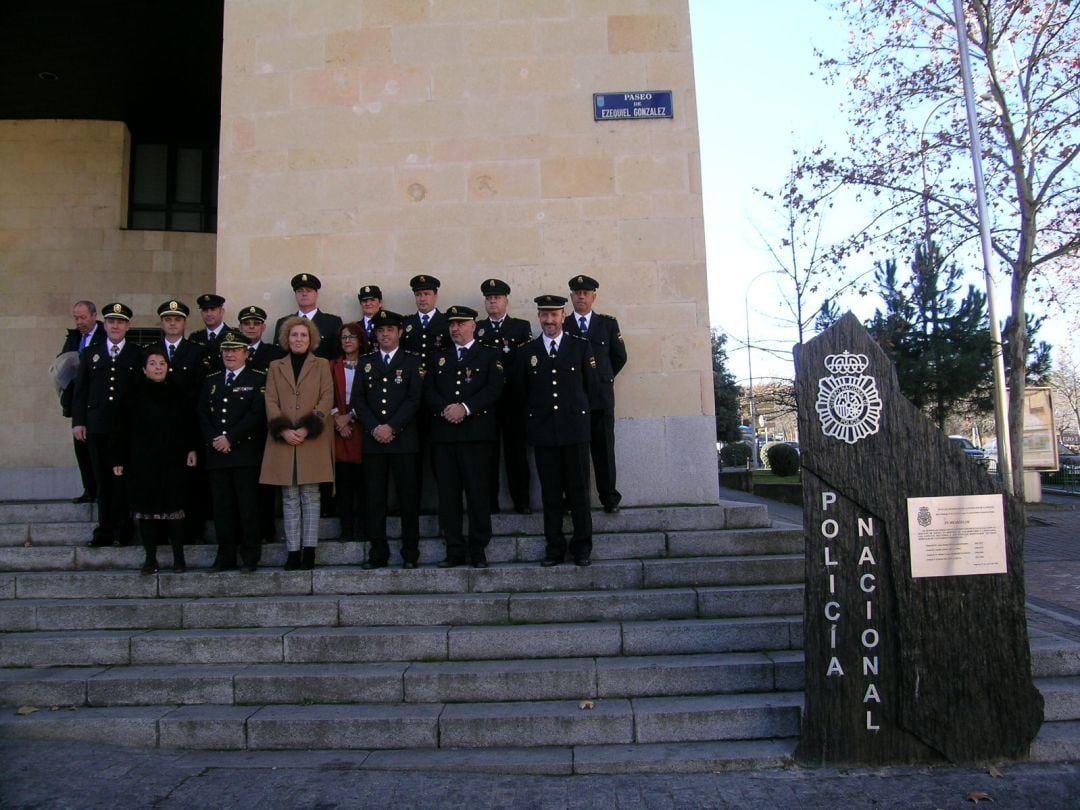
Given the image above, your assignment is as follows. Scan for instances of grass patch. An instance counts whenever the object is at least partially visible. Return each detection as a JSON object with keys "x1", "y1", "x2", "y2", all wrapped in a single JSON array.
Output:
[{"x1": 752, "y1": 469, "x2": 801, "y2": 486}]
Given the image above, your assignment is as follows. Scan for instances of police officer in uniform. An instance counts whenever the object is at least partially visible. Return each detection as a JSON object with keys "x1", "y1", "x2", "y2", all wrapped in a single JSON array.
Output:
[
  {"x1": 475, "y1": 278, "x2": 533, "y2": 514},
  {"x1": 72, "y1": 302, "x2": 144, "y2": 547},
  {"x1": 518, "y1": 295, "x2": 600, "y2": 566},
  {"x1": 357, "y1": 285, "x2": 383, "y2": 343},
  {"x1": 564, "y1": 275, "x2": 627, "y2": 513},
  {"x1": 348, "y1": 310, "x2": 424, "y2": 569},
  {"x1": 425, "y1": 305, "x2": 505, "y2": 568},
  {"x1": 274, "y1": 273, "x2": 343, "y2": 361},
  {"x1": 198, "y1": 331, "x2": 268, "y2": 572},
  {"x1": 188, "y1": 293, "x2": 232, "y2": 376},
  {"x1": 239, "y1": 305, "x2": 286, "y2": 373}
]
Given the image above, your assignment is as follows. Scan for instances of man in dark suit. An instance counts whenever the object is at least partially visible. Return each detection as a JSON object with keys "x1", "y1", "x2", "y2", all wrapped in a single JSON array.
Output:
[
  {"x1": 59, "y1": 300, "x2": 105, "y2": 504},
  {"x1": 518, "y1": 295, "x2": 601, "y2": 566},
  {"x1": 273, "y1": 273, "x2": 343, "y2": 360},
  {"x1": 238, "y1": 304, "x2": 286, "y2": 542},
  {"x1": 564, "y1": 275, "x2": 627, "y2": 513},
  {"x1": 357, "y1": 285, "x2": 383, "y2": 343},
  {"x1": 475, "y1": 278, "x2": 534, "y2": 514},
  {"x1": 239, "y1": 305, "x2": 286, "y2": 372},
  {"x1": 188, "y1": 293, "x2": 233, "y2": 376},
  {"x1": 72, "y1": 302, "x2": 144, "y2": 547},
  {"x1": 349, "y1": 310, "x2": 424, "y2": 569},
  {"x1": 153, "y1": 299, "x2": 211, "y2": 541},
  {"x1": 425, "y1": 305, "x2": 505, "y2": 568},
  {"x1": 198, "y1": 331, "x2": 268, "y2": 573}
]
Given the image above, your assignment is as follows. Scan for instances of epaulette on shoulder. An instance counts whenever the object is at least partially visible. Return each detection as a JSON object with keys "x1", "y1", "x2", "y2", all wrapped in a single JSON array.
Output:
[
  {"x1": 251, "y1": 367, "x2": 267, "y2": 376},
  {"x1": 206, "y1": 370, "x2": 224, "y2": 379},
  {"x1": 404, "y1": 349, "x2": 421, "y2": 356},
  {"x1": 567, "y1": 332, "x2": 589, "y2": 342}
]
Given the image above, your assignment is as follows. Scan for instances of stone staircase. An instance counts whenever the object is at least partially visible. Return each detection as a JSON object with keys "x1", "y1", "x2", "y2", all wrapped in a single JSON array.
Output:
[{"x1": 0, "y1": 499, "x2": 1077, "y2": 773}]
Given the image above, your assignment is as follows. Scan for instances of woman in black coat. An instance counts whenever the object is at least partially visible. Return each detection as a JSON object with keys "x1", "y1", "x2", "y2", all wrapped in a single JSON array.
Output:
[{"x1": 111, "y1": 349, "x2": 198, "y2": 574}]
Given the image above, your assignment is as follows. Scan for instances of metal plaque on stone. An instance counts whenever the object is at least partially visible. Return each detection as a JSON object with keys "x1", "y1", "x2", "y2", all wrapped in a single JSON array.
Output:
[
  {"x1": 794, "y1": 313, "x2": 1042, "y2": 765},
  {"x1": 593, "y1": 91, "x2": 673, "y2": 121}
]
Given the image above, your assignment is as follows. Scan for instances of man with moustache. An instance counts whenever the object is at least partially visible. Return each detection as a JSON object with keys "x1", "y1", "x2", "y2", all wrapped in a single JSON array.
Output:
[
  {"x1": 517, "y1": 295, "x2": 600, "y2": 567},
  {"x1": 349, "y1": 310, "x2": 424, "y2": 569},
  {"x1": 198, "y1": 331, "x2": 268, "y2": 573},
  {"x1": 425, "y1": 305, "x2": 505, "y2": 568},
  {"x1": 72, "y1": 303, "x2": 144, "y2": 547},
  {"x1": 59, "y1": 300, "x2": 105, "y2": 504},
  {"x1": 475, "y1": 278, "x2": 533, "y2": 514}
]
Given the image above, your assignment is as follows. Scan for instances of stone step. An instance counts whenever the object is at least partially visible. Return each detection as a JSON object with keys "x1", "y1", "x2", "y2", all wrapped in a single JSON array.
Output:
[
  {"x1": 0, "y1": 616, "x2": 801, "y2": 668},
  {"x1": 1029, "y1": 720, "x2": 1080, "y2": 763},
  {"x1": 1031, "y1": 637, "x2": 1080, "y2": 678},
  {"x1": 0, "y1": 692, "x2": 803, "y2": 750},
  {"x1": 0, "y1": 583, "x2": 804, "y2": 633},
  {"x1": 0, "y1": 501, "x2": 771, "y2": 535},
  {"x1": 0, "y1": 652, "x2": 803, "y2": 708},
  {"x1": 0, "y1": 556, "x2": 803, "y2": 600},
  {"x1": 1037, "y1": 676, "x2": 1080, "y2": 721}
]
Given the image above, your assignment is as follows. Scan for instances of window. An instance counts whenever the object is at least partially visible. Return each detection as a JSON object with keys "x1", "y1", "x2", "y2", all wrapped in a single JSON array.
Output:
[{"x1": 129, "y1": 141, "x2": 217, "y2": 233}]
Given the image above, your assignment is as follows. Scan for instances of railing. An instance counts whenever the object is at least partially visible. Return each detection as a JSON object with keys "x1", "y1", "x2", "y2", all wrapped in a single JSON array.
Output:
[{"x1": 1042, "y1": 464, "x2": 1080, "y2": 495}]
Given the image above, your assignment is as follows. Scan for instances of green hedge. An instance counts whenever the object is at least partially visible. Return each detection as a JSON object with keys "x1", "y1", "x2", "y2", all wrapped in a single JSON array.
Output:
[{"x1": 766, "y1": 443, "x2": 801, "y2": 477}]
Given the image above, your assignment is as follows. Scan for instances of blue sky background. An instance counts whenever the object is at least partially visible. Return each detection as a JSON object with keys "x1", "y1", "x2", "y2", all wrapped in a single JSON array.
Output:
[{"x1": 688, "y1": 0, "x2": 1075, "y2": 386}]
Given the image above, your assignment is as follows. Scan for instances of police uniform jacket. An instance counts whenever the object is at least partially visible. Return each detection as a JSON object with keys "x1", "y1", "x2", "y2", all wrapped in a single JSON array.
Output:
[
  {"x1": 59, "y1": 322, "x2": 106, "y2": 417},
  {"x1": 198, "y1": 365, "x2": 267, "y2": 469},
  {"x1": 349, "y1": 350, "x2": 424, "y2": 455},
  {"x1": 273, "y1": 311, "x2": 343, "y2": 361},
  {"x1": 517, "y1": 333, "x2": 600, "y2": 447},
  {"x1": 476, "y1": 316, "x2": 532, "y2": 370},
  {"x1": 153, "y1": 339, "x2": 207, "y2": 403},
  {"x1": 247, "y1": 341, "x2": 287, "y2": 373},
  {"x1": 424, "y1": 343, "x2": 505, "y2": 443},
  {"x1": 72, "y1": 340, "x2": 145, "y2": 434},
  {"x1": 188, "y1": 325, "x2": 233, "y2": 376},
  {"x1": 563, "y1": 312, "x2": 626, "y2": 410},
  {"x1": 401, "y1": 310, "x2": 451, "y2": 372},
  {"x1": 260, "y1": 353, "x2": 335, "y2": 486}
]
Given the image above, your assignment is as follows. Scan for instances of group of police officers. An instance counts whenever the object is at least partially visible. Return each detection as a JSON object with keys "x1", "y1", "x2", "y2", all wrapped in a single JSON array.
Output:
[{"x1": 60, "y1": 272, "x2": 626, "y2": 570}]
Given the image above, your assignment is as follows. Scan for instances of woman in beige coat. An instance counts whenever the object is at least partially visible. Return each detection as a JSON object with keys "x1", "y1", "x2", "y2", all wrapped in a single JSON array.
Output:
[{"x1": 261, "y1": 316, "x2": 334, "y2": 570}]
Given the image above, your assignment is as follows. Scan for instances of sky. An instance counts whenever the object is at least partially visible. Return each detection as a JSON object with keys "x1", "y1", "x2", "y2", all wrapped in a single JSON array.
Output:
[{"x1": 686, "y1": 0, "x2": 1076, "y2": 387}]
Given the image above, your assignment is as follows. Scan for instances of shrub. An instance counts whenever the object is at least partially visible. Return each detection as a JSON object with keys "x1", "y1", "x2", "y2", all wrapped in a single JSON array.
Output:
[
  {"x1": 719, "y1": 441, "x2": 752, "y2": 467},
  {"x1": 766, "y1": 443, "x2": 801, "y2": 477}
]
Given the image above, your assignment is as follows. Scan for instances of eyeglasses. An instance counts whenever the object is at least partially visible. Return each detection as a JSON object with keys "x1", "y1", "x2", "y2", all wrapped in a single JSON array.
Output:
[{"x1": 341, "y1": 334, "x2": 359, "y2": 340}]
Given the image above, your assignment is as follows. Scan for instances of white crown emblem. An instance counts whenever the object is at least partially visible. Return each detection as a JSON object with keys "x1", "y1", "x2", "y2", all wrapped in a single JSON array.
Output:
[{"x1": 824, "y1": 352, "x2": 869, "y2": 375}]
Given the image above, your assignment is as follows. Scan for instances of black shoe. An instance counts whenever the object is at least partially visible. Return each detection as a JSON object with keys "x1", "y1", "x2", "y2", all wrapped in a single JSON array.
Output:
[
  {"x1": 284, "y1": 551, "x2": 302, "y2": 571},
  {"x1": 574, "y1": 556, "x2": 592, "y2": 567},
  {"x1": 361, "y1": 560, "x2": 386, "y2": 570},
  {"x1": 172, "y1": 563, "x2": 188, "y2": 574},
  {"x1": 208, "y1": 560, "x2": 238, "y2": 573},
  {"x1": 472, "y1": 559, "x2": 489, "y2": 569},
  {"x1": 72, "y1": 492, "x2": 95, "y2": 504},
  {"x1": 87, "y1": 537, "x2": 113, "y2": 548},
  {"x1": 603, "y1": 505, "x2": 620, "y2": 514},
  {"x1": 402, "y1": 561, "x2": 418, "y2": 569},
  {"x1": 515, "y1": 506, "x2": 532, "y2": 515},
  {"x1": 300, "y1": 547, "x2": 316, "y2": 570},
  {"x1": 140, "y1": 562, "x2": 159, "y2": 576},
  {"x1": 541, "y1": 557, "x2": 562, "y2": 567},
  {"x1": 437, "y1": 558, "x2": 465, "y2": 568}
]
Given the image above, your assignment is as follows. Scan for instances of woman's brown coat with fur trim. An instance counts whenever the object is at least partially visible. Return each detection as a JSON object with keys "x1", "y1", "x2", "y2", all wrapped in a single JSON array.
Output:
[{"x1": 259, "y1": 353, "x2": 335, "y2": 486}]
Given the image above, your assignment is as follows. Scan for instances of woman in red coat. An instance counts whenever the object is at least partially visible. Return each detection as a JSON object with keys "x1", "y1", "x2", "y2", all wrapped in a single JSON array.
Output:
[{"x1": 330, "y1": 322, "x2": 369, "y2": 542}]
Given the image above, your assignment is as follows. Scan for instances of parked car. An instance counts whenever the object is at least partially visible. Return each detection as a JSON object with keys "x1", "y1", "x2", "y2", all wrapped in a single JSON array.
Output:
[{"x1": 949, "y1": 435, "x2": 990, "y2": 467}]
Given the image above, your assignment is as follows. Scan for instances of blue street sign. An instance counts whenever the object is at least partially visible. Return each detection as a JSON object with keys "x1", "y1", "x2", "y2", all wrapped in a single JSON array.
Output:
[{"x1": 593, "y1": 91, "x2": 674, "y2": 121}]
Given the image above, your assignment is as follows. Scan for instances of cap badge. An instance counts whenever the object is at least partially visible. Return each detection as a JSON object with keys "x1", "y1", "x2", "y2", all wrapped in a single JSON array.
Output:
[{"x1": 113, "y1": 304, "x2": 122, "y2": 314}]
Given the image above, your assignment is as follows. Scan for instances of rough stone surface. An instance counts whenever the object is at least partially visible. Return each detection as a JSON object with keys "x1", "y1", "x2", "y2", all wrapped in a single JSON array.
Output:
[
  {"x1": 696, "y1": 584, "x2": 803, "y2": 618},
  {"x1": 131, "y1": 628, "x2": 286, "y2": 665},
  {"x1": 246, "y1": 704, "x2": 441, "y2": 750},
  {"x1": 338, "y1": 593, "x2": 509, "y2": 626},
  {"x1": 448, "y1": 623, "x2": 622, "y2": 661},
  {"x1": 234, "y1": 663, "x2": 406, "y2": 704},
  {"x1": 283, "y1": 626, "x2": 448, "y2": 663},
  {"x1": 405, "y1": 658, "x2": 596, "y2": 703},
  {"x1": 596, "y1": 653, "x2": 773, "y2": 698},
  {"x1": 439, "y1": 699, "x2": 634, "y2": 748},
  {"x1": 87, "y1": 665, "x2": 238, "y2": 706},
  {"x1": 159, "y1": 705, "x2": 256, "y2": 750},
  {"x1": 621, "y1": 618, "x2": 794, "y2": 656},
  {"x1": 0, "y1": 630, "x2": 133, "y2": 667},
  {"x1": 642, "y1": 556, "x2": 802, "y2": 588},
  {"x1": 0, "y1": 667, "x2": 98, "y2": 707},
  {"x1": 181, "y1": 596, "x2": 339, "y2": 629},
  {"x1": 631, "y1": 693, "x2": 803, "y2": 743}
]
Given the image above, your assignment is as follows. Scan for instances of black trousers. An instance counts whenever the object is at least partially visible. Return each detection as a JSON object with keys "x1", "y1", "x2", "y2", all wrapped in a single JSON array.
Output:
[
  {"x1": 490, "y1": 401, "x2": 530, "y2": 511},
  {"x1": 433, "y1": 441, "x2": 494, "y2": 563},
  {"x1": 590, "y1": 407, "x2": 621, "y2": 508},
  {"x1": 73, "y1": 434, "x2": 96, "y2": 497},
  {"x1": 533, "y1": 442, "x2": 592, "y2": 561},
  {"x1": 335, "y1": 461, "x2": 364, "y2": 541},
  {"x1": 138, "y1": 518, "x2": 186, "y2": 568},
  {"x1": 258, "y1": 484, "x2": 277, "y2": 542},
  {"x1": 364, "y1": 453, "x2": 420, "y2": 564},
  {"x1": 87, "y1": 432, "x2": 132, "y2": 545},
  {"x1": 209, "y1": 466, "x2": 262, "y2": 567}
]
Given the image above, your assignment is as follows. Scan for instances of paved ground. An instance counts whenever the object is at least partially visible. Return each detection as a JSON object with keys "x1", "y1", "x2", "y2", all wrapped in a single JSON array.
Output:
[
  {"x1": 3, "y1": 488, "x2": 1079, "y2": 809},
  {"x1": 2, "y1": 740, "x2": 1079, "y2": 809}
]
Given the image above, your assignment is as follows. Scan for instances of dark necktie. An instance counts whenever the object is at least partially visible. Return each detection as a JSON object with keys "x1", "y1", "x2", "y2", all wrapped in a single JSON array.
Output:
[
  {"x1": 168, "y1": 343, "x2": 176, "y2": 362},
  {"x1": 247, "y1": 345, "x2": 255, "y2": 359},
  {"x1": 383, "y1": 353, "x2": 391, "y2": 367},
  {"x1": 208, "y1": 331, "x2": 217, "y2": 345},
  {"x1": 579, "y1": 316, "x2": 588, "y2": 335},
  {"x1": 491, "y1": 320, "x2": 501, "y2": 333},
  {"x1": 366, "y1": 321, "x2": 374, "y2": 339},
  {"x1": 457, "y1": 346, "x2": 466, "y2": 363},
  {"x1": 225, "y1": 371, "x2": 235, "y2": 387},
  {"x1": 549, "y1": 341, "x2": 557, "y2": 358},
  {"x1": 110, "y1": 343, "x2": 120, "y2": 359},
  {"x1": 79, "y1": 334, "x2": 88, "y2": 355},
  {"x1": 421, "y1": 314, "x2": 430, "y2": 329}
]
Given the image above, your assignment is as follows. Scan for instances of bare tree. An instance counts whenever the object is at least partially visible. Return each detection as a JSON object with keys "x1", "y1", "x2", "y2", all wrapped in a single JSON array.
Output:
[{"x1": 793, "y1": 0, "x2": 1080, "y2": 495}]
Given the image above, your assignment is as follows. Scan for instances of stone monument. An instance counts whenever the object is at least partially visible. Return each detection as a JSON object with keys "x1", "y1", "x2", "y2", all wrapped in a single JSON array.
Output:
[{"x1": 794, "y1": 313, "x2": 1042, "y2": 764}]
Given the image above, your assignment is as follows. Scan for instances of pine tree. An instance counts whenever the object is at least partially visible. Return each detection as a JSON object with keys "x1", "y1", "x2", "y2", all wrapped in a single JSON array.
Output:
[{"x1": 711, "y1": 330, "x2": 743, "y2": 443}]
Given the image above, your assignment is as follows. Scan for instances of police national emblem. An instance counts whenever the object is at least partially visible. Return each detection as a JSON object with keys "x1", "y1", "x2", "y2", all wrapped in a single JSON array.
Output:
[{"x1": 815, "y1": 352, "x2": 882, "y2": 445}]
